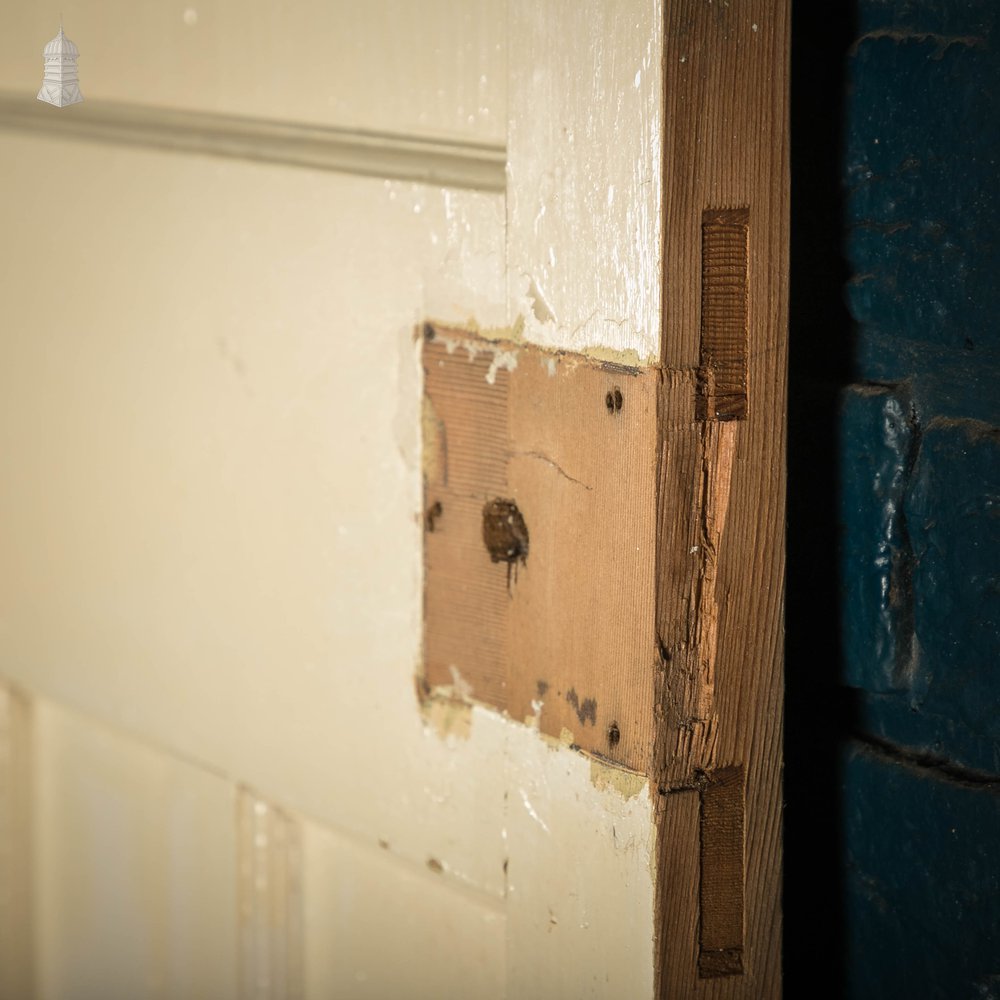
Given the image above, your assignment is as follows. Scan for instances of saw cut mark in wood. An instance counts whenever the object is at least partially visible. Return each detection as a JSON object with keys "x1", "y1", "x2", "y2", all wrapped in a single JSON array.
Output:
[
  {"x1": 699, "y1": 764, "x2": 746, "y2": 978},
  {"x1": 698, "y1": 209, "x2": 750, "y2": 422}
]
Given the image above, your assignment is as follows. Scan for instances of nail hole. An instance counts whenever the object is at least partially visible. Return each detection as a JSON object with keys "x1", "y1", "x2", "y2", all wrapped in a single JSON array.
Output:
[
  {"x1": 606, "y1": 387, "x2": 623, "y2": 414},
  {"x1": 608, "y1": 721, "x2": 621, "y2": 747}
]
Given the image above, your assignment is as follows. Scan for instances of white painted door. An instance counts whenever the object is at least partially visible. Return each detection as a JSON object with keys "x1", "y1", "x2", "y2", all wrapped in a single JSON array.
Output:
[{"x1": 0, "y1": 3, "x2": 664, "y2": 997}]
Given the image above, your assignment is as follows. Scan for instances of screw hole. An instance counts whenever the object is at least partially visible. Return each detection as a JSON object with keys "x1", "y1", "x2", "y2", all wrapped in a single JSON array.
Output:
[{"x1": 606, "y1": 387, "x2": 623, "y2": 414}]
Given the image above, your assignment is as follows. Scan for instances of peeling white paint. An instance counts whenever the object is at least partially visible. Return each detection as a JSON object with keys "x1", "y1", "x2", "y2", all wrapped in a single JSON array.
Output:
[
  {"x1": 485, "y1": 348, "x2": 519, "y2": 385},
  {"x1": 508, "y1": 0, "x2": 663, "y2": 363}
]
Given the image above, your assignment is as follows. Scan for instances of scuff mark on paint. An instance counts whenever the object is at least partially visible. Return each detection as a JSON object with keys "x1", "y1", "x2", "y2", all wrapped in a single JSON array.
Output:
[{"x1": 519, "y1": 788, "x2": 551, "y2": 834}]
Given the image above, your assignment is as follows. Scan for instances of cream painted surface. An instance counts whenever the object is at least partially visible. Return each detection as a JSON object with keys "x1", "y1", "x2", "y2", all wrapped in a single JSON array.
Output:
[
  {"x1": 303, "y1": 818, "x2": 505, "y2": 1000},
  {"x1": 0, "y1": 130, "x2": 510, "y2": 899},
  {"x1": 505, "y1": 728, "x2": 656, "y2": 999},
  {"x1": 237, "y1": 789, "x2": 304, "y2": 1000},
  {"x1": 32, "y1": 699, "x2": 238, "y2": 1000},
  {"x1": 0, "y1": 3, "x2": 664, "y2": 996},
  {"x1": 507, "y1": 0, "x2": 663, "y2": 362},
  {"x1": 0, "y1": 1, "x2": 506, "y2": 143}
]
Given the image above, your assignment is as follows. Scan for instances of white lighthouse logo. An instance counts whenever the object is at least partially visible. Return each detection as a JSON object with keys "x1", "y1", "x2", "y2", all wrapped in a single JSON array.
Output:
[{"x1": 37, "y1": 24, "x2": 83, "y2": 108}]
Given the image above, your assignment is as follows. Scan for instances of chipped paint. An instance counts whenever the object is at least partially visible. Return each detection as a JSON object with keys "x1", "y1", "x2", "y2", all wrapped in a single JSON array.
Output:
[
  {"x1": 418, "y1": 690, "x2": 474, "y2": 742},
  {"x1": 485, "y1": 348, "x2": 519, "y2": 385},
  {"x1": 590, "y1": 757, "x2": 648, "y2": 801},
  {"x1": 420, "y1": 395, "x2": 444, "y2": 484},
  {"x1": 426, "y1": 318, "x2": 648, "y2": 370},
  {"x1": 422, "y1": 686, "x2": 652, "y2": 804},
  {"x1": 423, "y1": 326, "x2": 521, "y2": 385}
]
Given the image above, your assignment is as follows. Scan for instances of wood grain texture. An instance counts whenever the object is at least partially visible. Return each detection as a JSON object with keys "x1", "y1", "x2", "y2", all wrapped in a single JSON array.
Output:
[
  {"x1": 655, "y1": 1, "x2": 789, "y2": 997},
  {"x1": 422, "y1": 333, "x2": 512, "y2": 709},
  {"x1": 422, "y1": 326, "x2": 659, "y2": 772}
]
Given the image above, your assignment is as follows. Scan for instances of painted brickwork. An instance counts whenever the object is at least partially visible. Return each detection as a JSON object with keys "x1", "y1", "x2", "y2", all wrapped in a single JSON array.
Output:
[{"x1": 841, "y1": 2, "x2": 1000, "y2": 996}]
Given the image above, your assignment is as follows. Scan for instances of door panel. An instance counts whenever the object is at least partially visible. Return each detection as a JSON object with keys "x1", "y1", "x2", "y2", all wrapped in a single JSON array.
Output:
[
  {"x1": 0, "y1": 124, "x2": 519, "y2": 893},
  {"x1": 31, "y1": 701, "x2": 238, "y2": 1000}
]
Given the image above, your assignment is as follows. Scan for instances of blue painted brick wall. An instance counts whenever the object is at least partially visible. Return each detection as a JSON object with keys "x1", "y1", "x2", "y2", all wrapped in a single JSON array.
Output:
[{"x1": 840, "y1": 2, "x2": 1000, "y2": 995}]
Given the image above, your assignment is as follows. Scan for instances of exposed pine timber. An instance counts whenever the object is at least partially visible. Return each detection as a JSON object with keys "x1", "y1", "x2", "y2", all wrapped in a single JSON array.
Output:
[
  {"x1": 421, "y1": 326, "x2": 659, "y2": 772},
  {"x1": 422, "y1": 337, "x2": 512, "y2": 710},
  {"x1": 655, "y1": 1, "x2": 789, "y2": 996}
]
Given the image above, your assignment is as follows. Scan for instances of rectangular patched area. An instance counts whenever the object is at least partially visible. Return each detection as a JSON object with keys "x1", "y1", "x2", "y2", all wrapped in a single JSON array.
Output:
[{"x1": 421, "y1": 326, "x2": 660, "y2": 773}]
